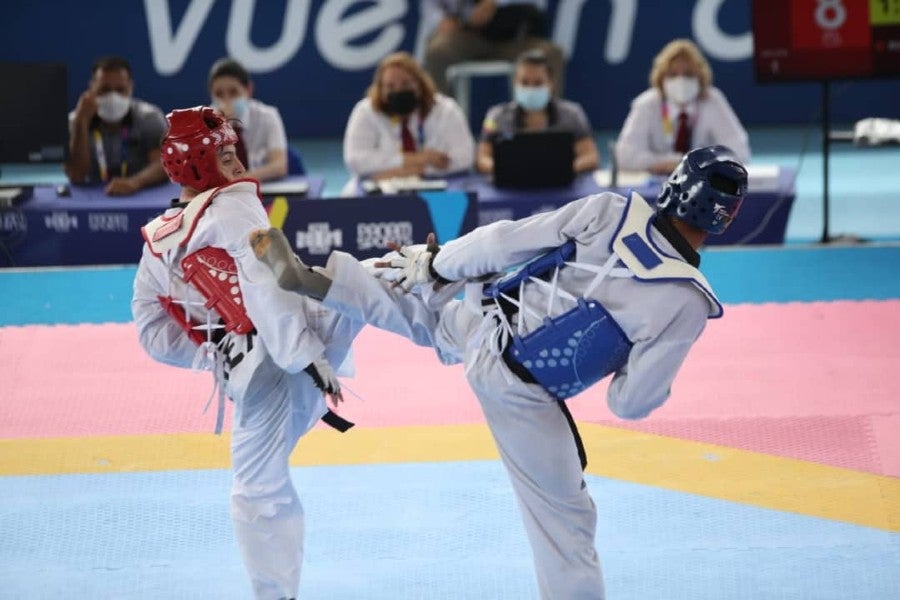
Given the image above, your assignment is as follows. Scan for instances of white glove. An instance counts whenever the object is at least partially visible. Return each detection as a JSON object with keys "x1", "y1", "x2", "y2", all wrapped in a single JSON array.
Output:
[
  {"x1": 304, "y1": 356, "x2": 343, "y2": 406},
  {"x1": 361, "y1": 255, "x2": 404, "y2": 282},
  {"x1": 385, "y1": 231, "x2": 447, "y2": 293},
  {"x1": 386, "y1": 245, "x2": 437, "y2": 292}
]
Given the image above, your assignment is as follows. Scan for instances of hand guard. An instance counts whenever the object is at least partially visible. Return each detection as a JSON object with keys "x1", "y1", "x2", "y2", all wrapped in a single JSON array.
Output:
[
  {"x1": 304, "y1": 356, "x2": 343, "y2": 406},
  {"x1": 386, "y1": 241, "x2": 441, "y2": 292}
]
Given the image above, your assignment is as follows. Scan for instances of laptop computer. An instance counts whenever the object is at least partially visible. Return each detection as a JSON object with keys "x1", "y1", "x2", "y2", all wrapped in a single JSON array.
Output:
[
  {"x1": 259, "y1": 178, "x2": 309, "y2": 196},
  {"x1": 492, "y1": 130, "x2": 575, "y2": 189}
]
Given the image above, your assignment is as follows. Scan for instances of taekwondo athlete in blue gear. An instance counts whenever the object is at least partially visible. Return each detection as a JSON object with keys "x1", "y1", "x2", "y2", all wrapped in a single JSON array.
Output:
[{"x1": 250, "y1": 145, "x2": 748, "y2": 600}]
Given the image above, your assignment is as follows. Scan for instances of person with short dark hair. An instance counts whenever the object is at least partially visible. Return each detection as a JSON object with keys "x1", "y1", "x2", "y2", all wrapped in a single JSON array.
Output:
[
  {"x1": 208, "y1": 57, "x2": 292, "y2": 182},
  {"x1": 477, "y1": 49, "x2": 599, "y2": 175},
  {"x1": 421, "y1": 0, "x2": 565, "y2": 95},
  {"x1": 65, "y1": 56, "x2": 168, "y2": 195}
]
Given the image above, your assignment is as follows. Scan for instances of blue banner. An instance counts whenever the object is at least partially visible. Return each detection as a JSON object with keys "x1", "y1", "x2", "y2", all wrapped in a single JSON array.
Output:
[
  {"x1": 5, "y1": 1, "x2": 899, "y2": 137},
  {"x1": 281, "y1": 191, "x2": 479, "y2": 264},
  {"x1": 2, "y1": 183, "x2": 477, "y2": 267}
]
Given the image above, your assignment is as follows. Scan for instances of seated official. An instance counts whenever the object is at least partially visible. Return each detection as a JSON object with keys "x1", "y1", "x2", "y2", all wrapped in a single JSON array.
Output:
[
  {"x1": 65, "y1": 56, "x2": 168, "y2": 196},
  {"x1": 477, "y1": 49, "x2": 599, "y2": 175},
  {"x1": 208, "y1": 57, "x2": 290, "y2": 182},
  {"x1": 342, "y1": 52, "x2": 475, "y2": 195},
  {"x1": 615, "y1": 38, "x2": 750, "y2": 175}
]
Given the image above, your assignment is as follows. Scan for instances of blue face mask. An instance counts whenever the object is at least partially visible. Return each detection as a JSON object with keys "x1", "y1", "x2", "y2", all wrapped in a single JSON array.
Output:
[
  {"x1": 514, "y1": 85, "x2": 551, "y2": 112},
  {"x1": 212, "y1": 95, "x2": 249, "y2": 121},
  {"x1": 231, "y1": 96, "x2": 249, "y2": 121}
]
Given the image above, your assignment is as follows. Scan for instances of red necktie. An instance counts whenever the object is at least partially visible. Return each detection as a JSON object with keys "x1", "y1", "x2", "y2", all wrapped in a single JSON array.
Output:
[
  {"x1": 400, "y1": 118, "x2": 416, "y2": 153},
  {"x1": 674, "y1": 111, "x2": 691, "y2": 154},
  {"x1": 234, "y1": 124, "x2": 249, "y2": 168}
]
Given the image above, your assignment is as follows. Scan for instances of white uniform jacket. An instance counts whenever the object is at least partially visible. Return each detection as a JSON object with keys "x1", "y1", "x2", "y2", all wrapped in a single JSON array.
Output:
[
  {"x1": 429, "y1": 192, "x2": 720, "y2": 420},
  {"x1": 132, "y1": 180, "x2": 358, "y2": 433},
  {"x1": 615, "y1": 86, "x2": 751, "y2": 171}
]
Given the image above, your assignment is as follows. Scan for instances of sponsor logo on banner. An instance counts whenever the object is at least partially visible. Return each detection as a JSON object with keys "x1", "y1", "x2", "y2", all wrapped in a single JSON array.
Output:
[
  {"x1": 44, "y1": 212, "x2": 78, "y2": 232},
  {"x1": 357, "y1": 221, "x2": 413, "y2": 251},
  {"x1": 296, "y1": 222, "x2": 343, "y2": 255},
  {"x1": 0, "y1": 211, "x2": 27, "y2": 234},
  {"x1": 88, "y1": 213, "x2": 130, "y2": 232},
  {"x1": 143, "y1": 0, "x2": 752, "y2": 75}
]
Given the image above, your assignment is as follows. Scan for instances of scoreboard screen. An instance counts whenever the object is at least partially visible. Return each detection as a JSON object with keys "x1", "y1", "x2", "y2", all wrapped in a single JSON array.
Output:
[{"x1": 753, "y1": 0, "x2": 900, "y2": 81}]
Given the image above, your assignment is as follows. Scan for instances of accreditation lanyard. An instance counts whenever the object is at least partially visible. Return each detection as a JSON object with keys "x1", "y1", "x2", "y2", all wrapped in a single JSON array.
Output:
[{"x1": 93, "y1": 127, "x2": 129, "y2": 182}]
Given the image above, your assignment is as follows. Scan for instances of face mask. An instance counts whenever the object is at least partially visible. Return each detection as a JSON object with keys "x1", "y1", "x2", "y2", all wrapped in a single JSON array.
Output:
[
  {"x1": 211, "y1": 95, "x2": 249, "y2": 121},
  {"x1": 514, "y1": 85, "x2": 551, "y2": 112},
  {"x1": 96, "y1": 92, "x2": 131, "y2": 123},
  {"x1": 385, "y1": 90, "x2": 417, "y2": 116},
  {"x1": 231, "y1": 96, "x2": 249, "y2": 121},
  {"x1": 663, "y1": 76, "x2": 700, "y2": 105}
]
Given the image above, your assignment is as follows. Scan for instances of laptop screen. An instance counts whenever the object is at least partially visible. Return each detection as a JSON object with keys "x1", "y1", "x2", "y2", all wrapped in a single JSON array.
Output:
[{"x1": 492, "y1": 130, "x2": 575, "y2": 189}]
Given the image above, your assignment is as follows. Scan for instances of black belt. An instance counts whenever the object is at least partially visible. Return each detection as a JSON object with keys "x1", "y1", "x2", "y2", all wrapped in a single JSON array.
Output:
[
  {"x1": 321, "y1": 409, "x2": 354, "y2": 432},
  {"x1": 499, "y1": 337, "x2": 587, "y2": 471},
  {"x1": 501, "y1": 342, "x2": 538, "y2": 384}
]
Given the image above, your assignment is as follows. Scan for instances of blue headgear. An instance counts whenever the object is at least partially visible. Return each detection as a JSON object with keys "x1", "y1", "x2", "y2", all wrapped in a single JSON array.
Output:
[{"x1": 656, "y1": 145, "x2": 748, "y2": 234}]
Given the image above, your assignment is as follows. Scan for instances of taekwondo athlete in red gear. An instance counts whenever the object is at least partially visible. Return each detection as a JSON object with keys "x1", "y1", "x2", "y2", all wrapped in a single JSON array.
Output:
[
  {"x1": 251, "y1": 145, "x2": 748, "y2": 599},
  {"x1": 131, "y1": 106, "x2": 363, "y2": 600}
]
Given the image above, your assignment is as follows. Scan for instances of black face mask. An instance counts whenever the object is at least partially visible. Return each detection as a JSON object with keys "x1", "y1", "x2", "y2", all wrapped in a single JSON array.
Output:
[{"x1": 385, "y1": 90, "x2": 417, "y2": 116}]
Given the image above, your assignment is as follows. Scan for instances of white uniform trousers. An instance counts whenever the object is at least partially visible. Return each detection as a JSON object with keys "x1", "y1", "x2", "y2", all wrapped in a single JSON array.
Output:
[
  {"x1": 324, "y1": 252, "x2": 606, "y2": 599},
  {"x1": 230, "y1": 356, "x2": 315, "y2": 600}
]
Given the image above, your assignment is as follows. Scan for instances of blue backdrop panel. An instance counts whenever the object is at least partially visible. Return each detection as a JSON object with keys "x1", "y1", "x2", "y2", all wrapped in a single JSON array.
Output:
[
  {"x1": 4, "y1": 1, "x2": 898, "y2": 137},
  {"x1": 281, "y1": 191, "x2": 478, "y2": 264}
]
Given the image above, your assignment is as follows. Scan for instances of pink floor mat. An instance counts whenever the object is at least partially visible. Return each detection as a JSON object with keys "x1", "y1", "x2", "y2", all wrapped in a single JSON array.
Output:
[{"x1": 1, "y1": 300, "x2": 897, "y2": 475}]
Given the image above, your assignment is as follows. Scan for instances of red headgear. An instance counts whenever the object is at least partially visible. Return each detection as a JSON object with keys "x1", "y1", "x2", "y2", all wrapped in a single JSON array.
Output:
[{"x1": 160, "y1": 106, "x2": 239, "y2": 191}]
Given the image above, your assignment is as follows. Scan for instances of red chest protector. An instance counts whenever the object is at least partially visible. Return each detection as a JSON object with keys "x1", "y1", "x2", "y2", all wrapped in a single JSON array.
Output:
[
  {"x1": 142, "y1": 180, "x2": 262, "y2": 344},
  {"x1": 180, "y1": 246, "x2": 254, "y2": 335}
]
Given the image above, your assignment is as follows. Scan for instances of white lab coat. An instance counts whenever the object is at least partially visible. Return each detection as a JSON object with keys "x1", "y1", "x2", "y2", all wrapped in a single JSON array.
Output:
[
  {"x1": 341, "y1": 93, "x2": 475, "y2": 195},
  {"x1": 239, "y1": 98, "x2": 289, "y2": 172},
  {"x1": 615, "y1": 86, "x2": 751, "y2": 171}
]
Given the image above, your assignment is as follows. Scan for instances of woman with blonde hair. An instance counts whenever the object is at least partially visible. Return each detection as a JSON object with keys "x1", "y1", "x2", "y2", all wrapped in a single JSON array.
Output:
[
  {"x1": 342, "y1": 51, "x2": 475, "y2": 194},
  {"x1": 615, "y1": 39, "x2": 750, "y2": 174}
]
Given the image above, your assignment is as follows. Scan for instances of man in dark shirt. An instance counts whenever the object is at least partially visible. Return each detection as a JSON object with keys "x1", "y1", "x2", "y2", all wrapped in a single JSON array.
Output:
[
  {"x1": 65, "y1": 56, "x2": 168, "y2": 196},
  {"x1": 422, "y1": 1, "x2": 566, "y2": 94}
]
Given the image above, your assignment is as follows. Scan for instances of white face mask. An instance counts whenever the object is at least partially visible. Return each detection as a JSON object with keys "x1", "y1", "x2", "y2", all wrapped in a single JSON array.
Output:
[
  {"x1": 663, "y1": 76, "x2": 700, "y2": 106},
  {"x1": 96, "y1": 92, "x2": 131, "y2": 123}
]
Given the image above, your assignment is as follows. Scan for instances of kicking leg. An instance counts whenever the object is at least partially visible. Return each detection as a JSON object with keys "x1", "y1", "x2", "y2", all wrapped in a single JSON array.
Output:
[
  {"x1": 252, "y1": 227, "x2": 448, "y2": 351},
  {"x1": 465, "y1": 347, "x2": 605, "y2": 599},
  {"x1": 250, "y1": 228, "x2": 331, "y2": 300}
]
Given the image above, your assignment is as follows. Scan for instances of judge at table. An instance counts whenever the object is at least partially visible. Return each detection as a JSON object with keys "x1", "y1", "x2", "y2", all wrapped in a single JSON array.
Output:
[
  {"x1": 65, "y1": 56, "x2": 168, "y2": 196},
  {"x1": 614, "y1": 39, "x2": 750, "y2": 175},
  {"x1": 342, "y1": 52, "x2": 475, "y2": 195},
  {"x1": 477, "y1": 49, "x2": 599, "y2": 176}
]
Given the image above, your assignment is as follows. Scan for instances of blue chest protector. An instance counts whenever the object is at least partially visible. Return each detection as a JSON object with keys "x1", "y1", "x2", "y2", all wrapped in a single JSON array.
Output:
[{"x1": 484, "y1": 240, "x2": 633, "y2": 400}]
